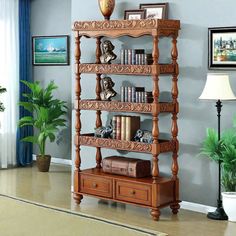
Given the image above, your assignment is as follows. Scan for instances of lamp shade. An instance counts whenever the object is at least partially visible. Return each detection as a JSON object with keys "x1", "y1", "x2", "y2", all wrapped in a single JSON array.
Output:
[{"x1": 199, "y1": 73, "x2": 236, "y2": 100}]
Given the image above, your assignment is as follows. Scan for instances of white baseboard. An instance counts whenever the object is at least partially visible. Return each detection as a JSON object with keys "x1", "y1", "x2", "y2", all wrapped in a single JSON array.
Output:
[
  {"x1": 180, "y1": 201, "x2": 216, "y2": 214},
  {"x1": 33, "y1": 154, "x2": 72, "y2": 166}
]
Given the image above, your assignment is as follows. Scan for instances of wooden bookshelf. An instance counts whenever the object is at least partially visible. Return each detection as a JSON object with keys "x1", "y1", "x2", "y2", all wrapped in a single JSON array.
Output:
[{"x1": 73, "y1": 18, "x2": 180, "y2": 221}]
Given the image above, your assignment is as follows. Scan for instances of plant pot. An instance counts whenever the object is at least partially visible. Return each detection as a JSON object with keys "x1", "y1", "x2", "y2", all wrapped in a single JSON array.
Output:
[
  {"x1": 222, "y1": 192, "x2": 236, "y2": 222},
  {"x1": 36, "y1": 155, "x2": 51, "y2": 172}
]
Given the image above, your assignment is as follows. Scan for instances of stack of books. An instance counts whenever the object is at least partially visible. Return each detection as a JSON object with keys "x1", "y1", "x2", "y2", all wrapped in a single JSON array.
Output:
[
  {"x1": 120, "y1": 49, "x2": 153, "y2": 65},
  {"x1": 120, "y1": 86, "x2": 153, "y2": 103},
  {"x1": 112, "y1": 115, "x2": 140, "y2": 141}
]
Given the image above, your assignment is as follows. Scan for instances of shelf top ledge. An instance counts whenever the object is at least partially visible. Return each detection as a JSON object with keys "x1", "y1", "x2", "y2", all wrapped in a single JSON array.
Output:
[{"x1": 73, "y1": 19, "x2": 180, "y2": 32}]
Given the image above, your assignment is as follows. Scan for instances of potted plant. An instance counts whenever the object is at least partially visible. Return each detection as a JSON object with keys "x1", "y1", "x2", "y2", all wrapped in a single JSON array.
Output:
[
  {"x1": 0, "y1": 85, "x2": 7, "y2": 112},
  {"x1": 200, "y1": 119, "x2": 236, "y2": 222},
  {"x1": 18, "y1": 81, "x2": 67, "y2": 172}
]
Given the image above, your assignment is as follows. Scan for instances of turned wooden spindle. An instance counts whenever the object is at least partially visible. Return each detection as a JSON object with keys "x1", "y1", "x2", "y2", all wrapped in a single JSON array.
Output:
[
  {"x1": 152, "y1": 35, "x2": 160, "y2": 182},
  {"x1": 171, "y1": 35, "x2": 179, "y2": 180},
  {"x1": 75, "y1": 32, "x2": 82, "y2": 172},
  {"x1": 95, "y1": 37, "x2": 102, "y2": 168}
]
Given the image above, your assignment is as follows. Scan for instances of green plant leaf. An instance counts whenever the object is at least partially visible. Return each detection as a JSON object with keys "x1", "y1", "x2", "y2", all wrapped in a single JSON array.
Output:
[{"x1": 21, "y1": 136, "x2": 38, "y2": 144}]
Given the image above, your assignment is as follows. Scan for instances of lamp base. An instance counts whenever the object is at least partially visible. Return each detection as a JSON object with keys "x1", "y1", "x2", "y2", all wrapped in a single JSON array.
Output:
[{"x1": 207, "y1": 207, "x2": 228, "y2": 220}]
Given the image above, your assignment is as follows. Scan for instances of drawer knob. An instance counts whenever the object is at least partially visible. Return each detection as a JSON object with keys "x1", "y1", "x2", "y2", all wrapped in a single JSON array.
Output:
[
  {"x1": 92, "y1": 183, "x2": 98, "y2": 188},
  {"x1": 131, "y1": 190, "x2": 136, "y2": 195}
]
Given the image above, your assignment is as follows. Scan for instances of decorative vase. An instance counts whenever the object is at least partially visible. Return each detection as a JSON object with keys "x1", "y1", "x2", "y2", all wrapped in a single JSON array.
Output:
[
  {"x1": 222, "y1": 192, "x2": 236, "y2": 222},
  {"x1": 36, "y1": 155, "x2": 51, "y2": 172},
  {"x1": 98, "y1": 0, "x2": 115, "y2": 20}
]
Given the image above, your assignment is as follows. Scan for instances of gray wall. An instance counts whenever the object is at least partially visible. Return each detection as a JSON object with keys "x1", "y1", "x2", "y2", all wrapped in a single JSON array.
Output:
[
  {"x1": 31, "y1": 0, "x2": 72, "y2": 160},
  {"x1": 71, "y1": 0, "x2": 236, "y2": 206}
]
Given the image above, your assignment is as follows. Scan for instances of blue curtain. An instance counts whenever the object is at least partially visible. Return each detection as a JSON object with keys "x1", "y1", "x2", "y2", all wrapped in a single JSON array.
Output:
[{"x1": 16, "y1": 0, "x2": 33, "y2": 166}]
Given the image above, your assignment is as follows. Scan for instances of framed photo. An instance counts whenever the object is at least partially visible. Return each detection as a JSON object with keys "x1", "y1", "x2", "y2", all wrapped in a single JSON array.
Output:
[
  {"x1": 32, "y1": 35, "x2": 69, "y2": 66},
  {"x1": 139, "y1": 3, "x2": 168, "y2": 19},
  {"x1": 209, "y1": 27, "x2": 236, "y2": 69},
  {"x1": 124, "y1": 9, "x2": 145, "y2": 20}
]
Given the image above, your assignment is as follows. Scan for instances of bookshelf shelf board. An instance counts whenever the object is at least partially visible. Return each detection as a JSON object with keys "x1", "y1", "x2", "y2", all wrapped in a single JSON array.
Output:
[
  {"x1": 73, "y1": 19, "x2": 180, "y2": 38},
  {"x1": 78, "y1": 64, "x2": 176, "y2": 75},
  {"x1": 76, "y1": 100, "x2": 176, "y2": 113},
  {"x1": 77, "y1": 133, "x2": 176, "y2": 154},
  {"x1": 79, "y1": 168, "x2": 173, "y2": 185}
]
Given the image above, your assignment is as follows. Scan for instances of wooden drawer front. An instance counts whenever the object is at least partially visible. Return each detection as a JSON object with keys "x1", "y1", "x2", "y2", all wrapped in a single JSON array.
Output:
[
  {"x1": 115, "y1": 181, "x2": 151, "y2": 206},
  {"x1": 80, "y1": 175, "x2": 112, "y2": 198}
]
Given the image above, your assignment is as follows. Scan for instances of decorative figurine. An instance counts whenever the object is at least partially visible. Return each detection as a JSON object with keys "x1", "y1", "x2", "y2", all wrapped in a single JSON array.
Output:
[
  {"x1": 134, "y1": 129, "x2": 153, "y2": 144},
  {"x1": 94, "y1": 125, "x2": 113, "y2": 139},
  {"x1": 100, "y1": 76, "x2": 117, "y2": 101},
  {"x1": 100, "y1": 40, "x2": 117, "y2": 64}
]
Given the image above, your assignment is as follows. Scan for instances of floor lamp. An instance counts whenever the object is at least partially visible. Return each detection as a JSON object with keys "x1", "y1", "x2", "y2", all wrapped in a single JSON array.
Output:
[{"x1": 199, "y1": 73, "x2": 236, "y2": 220}]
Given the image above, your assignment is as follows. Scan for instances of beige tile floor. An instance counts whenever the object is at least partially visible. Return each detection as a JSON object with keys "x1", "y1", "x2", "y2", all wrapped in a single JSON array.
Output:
[{"x1": 0, "y1": 163, "x2": 235, "y2": 236}]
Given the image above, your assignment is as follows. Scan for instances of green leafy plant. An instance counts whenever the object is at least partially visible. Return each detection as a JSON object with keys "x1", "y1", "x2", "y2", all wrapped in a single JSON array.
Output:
[
  {"x1": 200, "y1": 118, "x2": 236, "y2": 192},
  {"x1": 18, "y1": 81, "x2": 67, "y2": 157},
  {"x1": 0, "y1": 86, "x2": 7, "y2": 112}
]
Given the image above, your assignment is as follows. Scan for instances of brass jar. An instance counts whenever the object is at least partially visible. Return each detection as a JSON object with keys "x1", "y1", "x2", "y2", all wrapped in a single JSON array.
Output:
[{"x1": 98, "y1": 0, "x2": 115, "y2": 20}]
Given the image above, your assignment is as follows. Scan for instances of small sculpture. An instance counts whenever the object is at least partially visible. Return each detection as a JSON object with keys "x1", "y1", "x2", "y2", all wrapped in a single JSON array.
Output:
[
  {"x1": 94, "y1": 125, "x2": 113, "y2": 139},
  {"x1": 134, "y1": 129, "x2": 153, "y2": 144},
  {"x1": 100, "y1": 40, "x2": 117, "y2": 64},
  {"x1": 100, "y1": 76, "x2": 117, "y2": 101}
]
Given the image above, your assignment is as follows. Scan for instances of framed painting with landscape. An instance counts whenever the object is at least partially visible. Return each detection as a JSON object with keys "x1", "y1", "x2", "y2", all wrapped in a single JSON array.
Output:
[
  {"x1": 209, "y1": 27, "x2": 236, "y2": 69},
  {"x1": 32, "y1": 35, "x2": 69, "y2": 66}
]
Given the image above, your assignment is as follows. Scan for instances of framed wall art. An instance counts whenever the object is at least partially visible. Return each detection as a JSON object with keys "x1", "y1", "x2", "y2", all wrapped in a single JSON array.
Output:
[
  {"x1": 124, "y1": 9, "x2": 145, "y2": 20},
  {"x1": 139, "y1": 3, "x2": 168, "y2": 19},
  {"x1": 32, "y1": 35, "x2": 69, "y2": 66},
  {"x1": 209, "y1": 27, "x2": 236, "y2": 70}
]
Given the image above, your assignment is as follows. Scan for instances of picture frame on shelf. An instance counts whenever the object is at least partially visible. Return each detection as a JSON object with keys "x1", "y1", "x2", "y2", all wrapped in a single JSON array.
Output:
[
  {"x1": 139, "y1": 3, "x2": 168, "y2": 19},
  {"x1": 208, "y1": 27, "x2": 236, "y2": 70},
  {"x1": 124, "y1": 9, "x2": 145, "y2": 20},
  {"x1": 32, "y1": 35, "x2": 69, "y2": 66}
]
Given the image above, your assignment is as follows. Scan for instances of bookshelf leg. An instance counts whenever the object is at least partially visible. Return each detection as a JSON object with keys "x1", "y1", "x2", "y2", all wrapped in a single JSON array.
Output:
[
  {"x1": 150, "y1": 208, "x2": 160, "y2": 221},
  {"x1": 170, "y1": 202, "x2": 180, "y2": 214},
  {"x1": 74, "y1": 193, "x2": 83, "y2": 204}
]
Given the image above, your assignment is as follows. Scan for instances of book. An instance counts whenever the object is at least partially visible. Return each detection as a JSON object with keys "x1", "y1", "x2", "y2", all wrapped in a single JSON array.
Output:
[
  {"x1": 124, "y1": 49, "x2": 128, "y2": 65},
  {"x1": 131, "y1": 86, "x2": 135, "y2": 102},
  {"x1": 116, "y1": 116, "x2": 121, "y2": 140},
  {"x1": 127, "y1": 49, "x2": 132, "y2": 65},
  {"x1": 120, "y1": 49, "x2": 125, "y2": 64},
  {"x1": 145, "y1": 91, "x2": 153, "y2": 103},
  {"x1": 125, "y1": 116, "x2": 141, "y2": 141},
  {"x1": 124, "y1": 86, "x2": 128, "y2": 102},
  {"x1": 112, "y1": 116, "x2": 117, "y2": 139},
  {"x1": 120, "y1": 86, "x2": 125, "y2": 102},
  {"x1": 128, "y1": 86, "x2": 132, "y2": 102},
  {"x1": 121, "y1": 116, "x2": 126, "y2": 140}
]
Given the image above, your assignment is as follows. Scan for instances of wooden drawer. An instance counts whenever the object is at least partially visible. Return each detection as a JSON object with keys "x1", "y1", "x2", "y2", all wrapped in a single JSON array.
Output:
[
  {"x1": 115, "y1": 180, "x2": 151, "y2": 206},
  {"x1": 80, "y1": 174, "x2": 112, "y2": 198}
]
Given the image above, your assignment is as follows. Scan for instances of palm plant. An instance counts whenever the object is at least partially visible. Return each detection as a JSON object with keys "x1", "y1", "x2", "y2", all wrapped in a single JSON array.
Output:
[
  {"x1": 0, "y1": 86, "x2": 7, "y2": 112},
  {"x1": 200, "y1": 118, "x2": 236, "y2": 192},
  {"x1": 18, "y1": 81, "x2": 67, "y2": 157}
]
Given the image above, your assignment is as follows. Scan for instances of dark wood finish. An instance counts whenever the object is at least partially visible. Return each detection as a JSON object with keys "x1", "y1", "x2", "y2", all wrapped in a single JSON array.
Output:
[
  {"x1": 95, "y1": 37, "x2": 102, "y2": 169},
  {"x1": 73, "y1": 18, "x2": 180, "y2": 221}
]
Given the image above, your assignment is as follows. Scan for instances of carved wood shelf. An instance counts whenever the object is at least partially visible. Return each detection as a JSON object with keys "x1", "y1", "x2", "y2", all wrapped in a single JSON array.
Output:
[
  {"x1": 77, "y1": 133, "x2": 176, "y2": 154},
  {"x1": 78, "y1": 63, "x2": 176, "y2": 75},
  {"x1": 76, "y1": 99, "x2": 176, "y2": 114},
  {"x1": 73, "y1": 17, "x2": 181, "y2": 221},
  {"x1": 73, "y1": 19, "x2": 180, "y2": 38}
]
